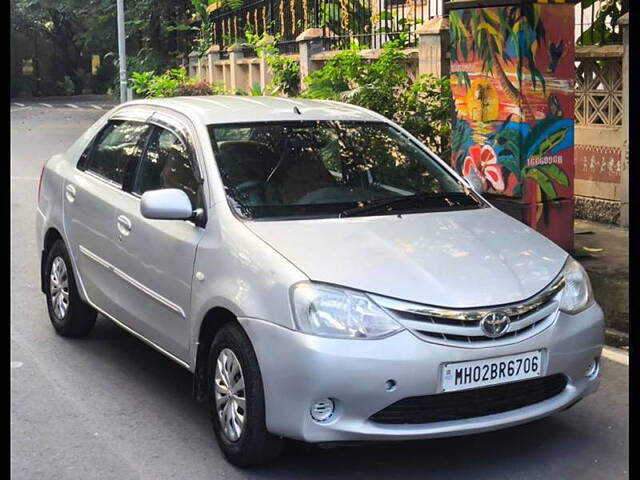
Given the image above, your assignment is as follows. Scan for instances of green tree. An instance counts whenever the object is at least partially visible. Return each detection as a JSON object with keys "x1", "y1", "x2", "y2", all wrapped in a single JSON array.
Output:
[
  {"x1": 12, "y1": 0, "x2": 195, "y2": 96},
  {"x1": 13, "y1": 0, "x2": 90, "y2": 93}
]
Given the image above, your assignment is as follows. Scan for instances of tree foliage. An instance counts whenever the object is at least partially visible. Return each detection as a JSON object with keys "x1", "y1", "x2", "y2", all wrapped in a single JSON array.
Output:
[
  {"x1": 301, "y1": 37, "x2": 454, "y2": 158},
  {"x1": 11, "y1": 0, "x2": 195, "y2": 96}
]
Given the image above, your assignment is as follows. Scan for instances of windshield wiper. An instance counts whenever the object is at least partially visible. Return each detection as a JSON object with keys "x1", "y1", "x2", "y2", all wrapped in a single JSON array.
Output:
[{"x1": 338, "y1": 192, "x2": 479, "y2": 218}]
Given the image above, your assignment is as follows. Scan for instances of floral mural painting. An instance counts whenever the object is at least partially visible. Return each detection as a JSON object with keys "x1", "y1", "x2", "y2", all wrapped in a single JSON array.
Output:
[
  {"x1": 462, "y1": 144, "x2": 505, "y2": 192},
  {"x1": 449, "y1": 2, "x2": 575, "y2": 248}
]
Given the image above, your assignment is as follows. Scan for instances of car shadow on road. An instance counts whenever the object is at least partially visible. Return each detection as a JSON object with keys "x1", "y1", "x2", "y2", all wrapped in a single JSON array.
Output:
[{"x1": 67, "y1": 316, "x2": 618, "y2": 480}]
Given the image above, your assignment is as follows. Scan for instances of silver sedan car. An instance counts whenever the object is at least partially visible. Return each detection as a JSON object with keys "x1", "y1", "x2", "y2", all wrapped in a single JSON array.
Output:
[{"x1": 36, "y1": 96, "x2": 604, "y2": 466}]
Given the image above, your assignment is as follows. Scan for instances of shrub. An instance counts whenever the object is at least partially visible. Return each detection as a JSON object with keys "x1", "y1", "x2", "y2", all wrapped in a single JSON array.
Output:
[
  {"x1": 130, "y1": 67, "x2": 233, "y2": 98},
  {"x1": 108, "y1": 49, "x2": 174, "y2": 99},
  {"x1": 300, "y1": 44, "x2": 366, "y2": 100},
  {"x1": 57, "y1": 76, "x2": 75, "y2": 96},
  {"x1": 244, "y1": 30, "x2": 300, "y2": 97},
  {"x1": 176, "y1": 80, "x2": 233, "y2": 96},
  {"x1": 176, "y1": 80, "x2": 213, "y2": 96},
  {"x1": 130, "y1": 67, "x2": 194, "y2": 98},
  {"x1": 266, "y1": 55, "x2": 300, "y2": 97},
  {"x1": 148, "y1": 67, "x2": 192, "y2": 97},
  {"x1": 301, "y1": 37, "x2": 454, "y2": 158},
  {"x1": 130, "y1": 71, "x2": 155, "y2": 97},
  {"x1": 393, "y1": 74, "x2": 453, "y2": 160}
]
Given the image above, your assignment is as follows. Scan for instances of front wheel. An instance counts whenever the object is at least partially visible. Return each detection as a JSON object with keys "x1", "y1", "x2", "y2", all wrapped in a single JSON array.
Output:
[
  {"x1": 44, "y1": 240, "x2": 97, "y2": 337},
  {"x1": 208, "y1": 322, "x2": 284, "y2": 467}
]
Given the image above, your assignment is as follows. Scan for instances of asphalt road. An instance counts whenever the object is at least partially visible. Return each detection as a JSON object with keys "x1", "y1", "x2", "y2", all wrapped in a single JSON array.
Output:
[{"x1": 10, "y1": 104, "x2": 629, "y2": 479}]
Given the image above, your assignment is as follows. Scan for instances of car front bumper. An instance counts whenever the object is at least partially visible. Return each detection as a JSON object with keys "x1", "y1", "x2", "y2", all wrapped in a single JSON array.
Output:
[{"x1": 239, "y1": 303, "x2": 604, "y2": 443}]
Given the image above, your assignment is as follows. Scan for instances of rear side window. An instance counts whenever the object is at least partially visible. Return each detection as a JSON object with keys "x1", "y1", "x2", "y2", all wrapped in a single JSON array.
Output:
[
  {"x1": 134, "y1": 127, "x2": 202, "y2": 208},
  {"x1": 86, "y1": 121, "x2": 150, "y2": 186}
]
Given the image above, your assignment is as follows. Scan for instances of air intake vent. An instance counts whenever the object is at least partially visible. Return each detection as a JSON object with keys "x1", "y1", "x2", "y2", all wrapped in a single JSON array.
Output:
[{"x1": 370, "y1": 374, "x2": 567, "y2": 424}]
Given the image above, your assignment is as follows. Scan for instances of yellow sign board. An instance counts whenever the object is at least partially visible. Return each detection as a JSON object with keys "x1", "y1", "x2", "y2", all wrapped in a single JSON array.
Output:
[
  {"x1": 22, "y1": 59, "x2": 33, "y2": 76},
  {"x1": 92, "y1": 55, "x2": 100, "y2": 74}
]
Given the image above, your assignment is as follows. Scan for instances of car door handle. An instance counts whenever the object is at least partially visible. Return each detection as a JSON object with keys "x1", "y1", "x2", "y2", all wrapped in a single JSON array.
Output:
[
  {"x1": 65, "y1": 184, "x2": 76, "y2": 203},
  {"x1": 116, "y1": 215, "x2": 132, "y2": 237}
]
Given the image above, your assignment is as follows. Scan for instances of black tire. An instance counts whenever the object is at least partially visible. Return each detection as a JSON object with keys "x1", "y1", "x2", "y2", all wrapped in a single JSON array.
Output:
[
  {"x1": 208, "y1": 322, "x2": 284, "y2": 467},
  {"x1": 44, "y1": 240, "x2": 97, "y2": 337}
]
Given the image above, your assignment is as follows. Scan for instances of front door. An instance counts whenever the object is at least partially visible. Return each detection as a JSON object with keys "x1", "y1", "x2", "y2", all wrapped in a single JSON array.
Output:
[{"x1": 108, "y1": 120, "x2": 206, "y2": 363}]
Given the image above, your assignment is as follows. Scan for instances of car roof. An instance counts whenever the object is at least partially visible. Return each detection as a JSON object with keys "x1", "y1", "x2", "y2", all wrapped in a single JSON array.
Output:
[{"x1": 122, "y1": 96, "x2": 384, "y2": 125}]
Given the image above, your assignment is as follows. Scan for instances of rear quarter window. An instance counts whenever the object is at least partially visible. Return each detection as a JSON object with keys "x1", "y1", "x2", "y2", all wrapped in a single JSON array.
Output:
[{"x1": 85, "y1": 121, "x2": 150, "y2": 186}]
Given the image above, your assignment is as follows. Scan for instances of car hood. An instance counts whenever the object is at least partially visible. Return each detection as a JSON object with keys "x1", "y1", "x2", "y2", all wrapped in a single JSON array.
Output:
[{"x1": 246, "y1": 207, "x2": 568, "y2": 308}]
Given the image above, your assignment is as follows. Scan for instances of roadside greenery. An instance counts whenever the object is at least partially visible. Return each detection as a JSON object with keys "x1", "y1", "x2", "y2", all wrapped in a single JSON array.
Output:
[
  {"x1": 15, "y1": 0, "x2": 453, "y2": 154},
  {"x1": 57, "y1": 76, "x2": 75, "y2": 96},
  {"x1": 244, "y1": 30, "x2": 300, "y2": 97},
  {"x1": 12, "y1": 0, "x2": 195, "y2": 96},
  {"x1": 127, "y1": 36, "x2": 453, "y2": 158},
  {"x1": 301, "y1": 37, "x2": 454, "y2": 158},
  {"x1": 130, "y1": 67, "x2": 230, "y2": 97}
]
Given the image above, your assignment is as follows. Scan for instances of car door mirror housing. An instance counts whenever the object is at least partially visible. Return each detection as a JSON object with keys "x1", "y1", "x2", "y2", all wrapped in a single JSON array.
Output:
[{"x1": 140, "y1": 189, "x2": 194, "y2": 221}]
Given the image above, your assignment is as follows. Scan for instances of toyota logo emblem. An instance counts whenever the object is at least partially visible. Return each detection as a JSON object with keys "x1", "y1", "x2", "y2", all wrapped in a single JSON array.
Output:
[{"x1": 480, "y1": 312, "x2": 511, "y2": 338}]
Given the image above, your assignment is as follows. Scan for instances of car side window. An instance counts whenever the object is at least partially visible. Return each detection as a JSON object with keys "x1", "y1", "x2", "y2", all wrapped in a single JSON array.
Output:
[
  {"x1": 85, "y1": 121, "x2": 150, "y2": 186},
  {"x1": 134, "y1": 126, "x2": 202, "y2": 209}
]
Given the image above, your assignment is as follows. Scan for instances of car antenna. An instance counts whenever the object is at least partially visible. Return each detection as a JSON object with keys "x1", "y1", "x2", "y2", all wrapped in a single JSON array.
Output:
[{"x1": 293, "y1": 106, "x2": 301, "y2": 115}]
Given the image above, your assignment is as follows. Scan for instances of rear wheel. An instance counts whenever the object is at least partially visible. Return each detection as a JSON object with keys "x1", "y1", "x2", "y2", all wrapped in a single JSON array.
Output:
[
  {"x1": 44, "y1": 240, "x2": 97, "y2": 337},
  {"x1": 208, "y1": 322, "x2": 283, "y2": 467}
]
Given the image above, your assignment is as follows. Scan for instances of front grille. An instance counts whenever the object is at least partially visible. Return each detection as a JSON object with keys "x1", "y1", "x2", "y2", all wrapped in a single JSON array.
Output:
[
  {"x1": 370, "y1": 276, "x2": 564, "y2": 347},
  {"x1": 369, "y1": 374, "x2": 567, "y2": 424},
  {"x1": 414, "y1": 319, "x2": 544, "y2": 343}
]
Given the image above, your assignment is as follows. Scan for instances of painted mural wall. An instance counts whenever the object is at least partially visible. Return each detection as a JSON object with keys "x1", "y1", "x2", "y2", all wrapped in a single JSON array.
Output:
[{"x1": 449, "y1": 2, "x2": 575, "y2": 249}]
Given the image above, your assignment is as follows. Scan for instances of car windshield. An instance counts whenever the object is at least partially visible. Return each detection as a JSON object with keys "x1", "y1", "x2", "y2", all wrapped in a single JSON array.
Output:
[{"x1": 207, "y1": 121, "x2": 481, "y2": 220}]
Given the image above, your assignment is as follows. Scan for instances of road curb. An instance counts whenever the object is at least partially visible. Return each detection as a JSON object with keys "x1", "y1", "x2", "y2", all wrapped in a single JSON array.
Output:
[{"x1": 602, "y1": 346, "x2": 629, "y2": 366}]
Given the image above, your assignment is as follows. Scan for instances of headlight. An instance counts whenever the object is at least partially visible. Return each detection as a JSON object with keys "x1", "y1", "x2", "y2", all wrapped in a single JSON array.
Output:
[
  {"x1": 291, "y1": 283, "x2": 404, "y2": 339},
  {"x1": 559, "y1": 257, "x2": 594, "y2": 314}
]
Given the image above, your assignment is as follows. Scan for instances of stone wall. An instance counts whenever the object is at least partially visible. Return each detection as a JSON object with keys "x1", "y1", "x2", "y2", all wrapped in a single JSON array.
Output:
[{"x1": 188, "y1": 19, "x2": 448, "y2": 95}]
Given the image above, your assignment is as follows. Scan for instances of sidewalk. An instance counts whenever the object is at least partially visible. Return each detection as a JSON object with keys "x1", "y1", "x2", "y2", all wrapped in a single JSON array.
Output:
[{"x1": 571, "y1": 219, "x2": 629, "y2": 348}]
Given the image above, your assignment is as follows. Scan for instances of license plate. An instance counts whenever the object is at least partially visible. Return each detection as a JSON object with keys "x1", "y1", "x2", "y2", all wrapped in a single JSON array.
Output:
[{"x1": 441, "y1": 350, "x2": 544, "y2": 392}]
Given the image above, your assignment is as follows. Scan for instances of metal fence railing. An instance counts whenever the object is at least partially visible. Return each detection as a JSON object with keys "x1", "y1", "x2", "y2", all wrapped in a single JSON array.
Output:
[
  {"x1": 211, "y1": 0, "x2": 446, "y2": 55},
  {"x1": 209, "y1": 0, "x2": 627, "y2": 57}
]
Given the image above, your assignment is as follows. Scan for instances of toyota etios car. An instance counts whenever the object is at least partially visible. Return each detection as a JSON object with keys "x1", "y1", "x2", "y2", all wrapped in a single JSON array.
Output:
[{"x1": 37, "y1": 96, "x2": 604, "y2": 466}]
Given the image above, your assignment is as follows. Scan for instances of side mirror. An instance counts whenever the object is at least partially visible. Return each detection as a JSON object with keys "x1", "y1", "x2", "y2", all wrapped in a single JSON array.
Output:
[
  {"x1": 464, "y1": 175, "x2": 485, "y2": 194},
  {"x1": 140, "y1": 189, "x2": 194, "y2": 221}
]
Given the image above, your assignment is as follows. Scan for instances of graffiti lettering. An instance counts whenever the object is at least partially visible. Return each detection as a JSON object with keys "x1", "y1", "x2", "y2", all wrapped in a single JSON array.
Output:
[{"x1": 528, "y1": 155, "x2": 564, "y2": 166}]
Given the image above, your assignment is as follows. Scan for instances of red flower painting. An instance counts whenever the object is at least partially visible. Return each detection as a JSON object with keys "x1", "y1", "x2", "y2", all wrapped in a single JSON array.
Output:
[{"x1": 462, "y1": 144, "x2": 505, "y2": 192}]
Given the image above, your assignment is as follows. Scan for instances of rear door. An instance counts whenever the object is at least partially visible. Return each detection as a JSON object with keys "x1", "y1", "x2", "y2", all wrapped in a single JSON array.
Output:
[
  {"x1": 63, "y1": 114, "x2": 151, "y2": 315},
  {"x1": 107, "y1": 113, "x2": 207, "y2": 362}
]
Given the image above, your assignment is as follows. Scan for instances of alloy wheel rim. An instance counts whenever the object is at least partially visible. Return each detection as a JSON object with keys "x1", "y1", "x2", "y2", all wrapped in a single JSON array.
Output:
[
  {"x1": 214, "y1": 348, "x2": 246, "y2": 442},
  {"x1": 49, "y1": 256, "x2": 70, "y2": 320}
]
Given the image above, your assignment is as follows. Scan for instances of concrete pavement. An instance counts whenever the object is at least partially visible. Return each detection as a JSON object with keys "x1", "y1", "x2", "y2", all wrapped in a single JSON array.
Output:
[
  {"x1": 573, "y1": 220, "x2": 629, "y2": 347},
  {"x1": 11, "y1": 105, "x2": 629, "y2": 479},
  {"x1": 11, "y1": 94, "x2": 117, "y2": 111}
]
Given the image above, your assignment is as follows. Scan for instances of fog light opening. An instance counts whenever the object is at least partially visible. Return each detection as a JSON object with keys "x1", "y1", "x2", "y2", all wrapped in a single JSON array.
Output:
[
  {"x1": 585, "y1": 358, "x2": 600, "y2": 379},
  {"x1": 310, "y1": 398, "x2": 336, "y2": 423}
]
